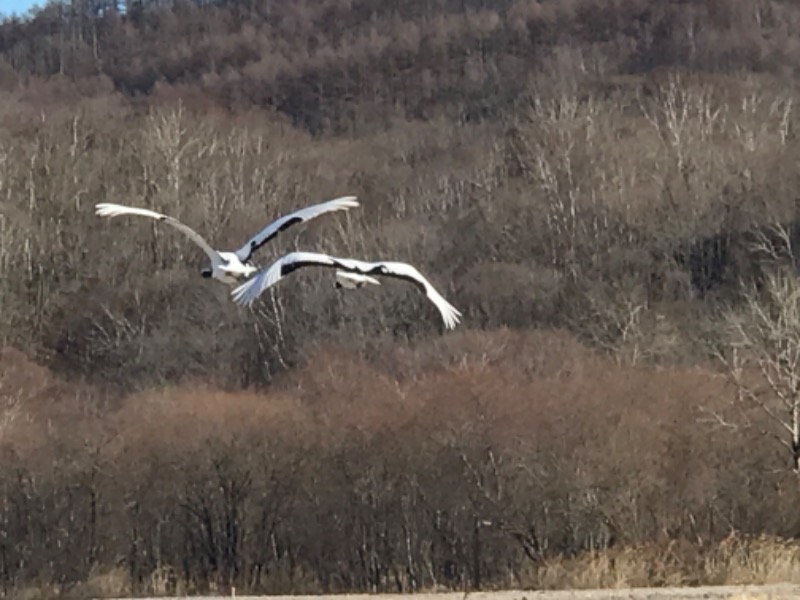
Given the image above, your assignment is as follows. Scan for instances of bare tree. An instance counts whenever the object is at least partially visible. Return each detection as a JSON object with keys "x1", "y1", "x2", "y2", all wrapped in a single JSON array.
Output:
[{"x1": 719, "y1": 223, "x2": 800, "y2": 472}]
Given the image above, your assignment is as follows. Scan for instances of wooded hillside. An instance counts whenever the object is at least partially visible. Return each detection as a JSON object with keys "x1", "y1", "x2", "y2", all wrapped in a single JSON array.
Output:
[{"x1": 3, "y1": 0, "x2": 800, "y2": 597}]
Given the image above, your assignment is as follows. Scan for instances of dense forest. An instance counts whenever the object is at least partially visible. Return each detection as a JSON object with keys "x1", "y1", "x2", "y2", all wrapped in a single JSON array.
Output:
[{"x1": 5, "y1": 0, "x2": 800, "y2": 597}]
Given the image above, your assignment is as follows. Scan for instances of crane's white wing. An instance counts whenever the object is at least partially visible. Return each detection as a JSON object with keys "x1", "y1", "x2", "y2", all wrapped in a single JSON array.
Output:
[
  {"x1": 231, "y1": 251, "x2": 342, "y2": 306},
  {"x1": 376, "y1": 262, "x2": 463, "y2": 330},
  {"x1": 95, "y1": 203, "x2": 220, "y2": 264},
  {"x1": 234, "y1": 196, "x2": 359, "y2": 263},
  {"x1": 233, "y1": 250, "x2": 462, "y2": 330}
]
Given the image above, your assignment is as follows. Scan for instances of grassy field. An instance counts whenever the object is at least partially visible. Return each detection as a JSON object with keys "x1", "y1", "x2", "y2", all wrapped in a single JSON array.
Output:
[{"x1": 105, "y1": 583, "x2": 800, "y2": 600}]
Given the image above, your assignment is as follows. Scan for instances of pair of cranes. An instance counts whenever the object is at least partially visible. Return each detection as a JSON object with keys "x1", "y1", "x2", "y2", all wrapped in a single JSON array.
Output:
[{"x1": 95, "y1": 197, "x2": 462, "y2": 331}]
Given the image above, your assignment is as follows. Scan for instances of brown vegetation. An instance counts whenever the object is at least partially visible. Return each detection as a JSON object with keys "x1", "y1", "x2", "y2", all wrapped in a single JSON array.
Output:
[
  {"x1": 5, "y1": 331, "x2": 800, "y2": 597},
  {"x1": 5, "y1": 0, "x2": 800, "y2": 597}
]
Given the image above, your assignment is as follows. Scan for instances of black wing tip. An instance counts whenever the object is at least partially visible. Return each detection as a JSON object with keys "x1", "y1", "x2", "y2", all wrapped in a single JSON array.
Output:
[{"x1": 278, "y1": 216, "x2": 303, "y2": 232}]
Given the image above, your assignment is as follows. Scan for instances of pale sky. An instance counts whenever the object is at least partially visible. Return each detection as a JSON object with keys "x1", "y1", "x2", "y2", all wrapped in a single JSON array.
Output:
[{"x1": 0, "y1": 0, "x2": 42, "y2": 19}]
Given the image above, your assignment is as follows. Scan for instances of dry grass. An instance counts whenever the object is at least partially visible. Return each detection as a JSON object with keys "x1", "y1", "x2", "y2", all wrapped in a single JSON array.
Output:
[
  {"x1": 77, "y1": 584, "x2": 800, "y2": 600},
  {"x1": 23, "y1": 536, "x2": 794, "y2": 599},
  {"x1": 525, "y1": 536, "x2": 800, "y2": 591}
]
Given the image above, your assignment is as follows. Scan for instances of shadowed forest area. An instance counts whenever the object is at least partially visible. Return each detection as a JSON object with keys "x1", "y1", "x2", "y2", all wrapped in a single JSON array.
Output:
[{"x1": 6, "y1": 0, "x2": 800, "y2": 597}]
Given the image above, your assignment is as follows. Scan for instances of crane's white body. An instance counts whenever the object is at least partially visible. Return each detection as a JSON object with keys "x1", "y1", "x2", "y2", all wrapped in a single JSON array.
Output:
[{"x1": 335, "y1": 270, "x2": 381, "y2": 289}]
